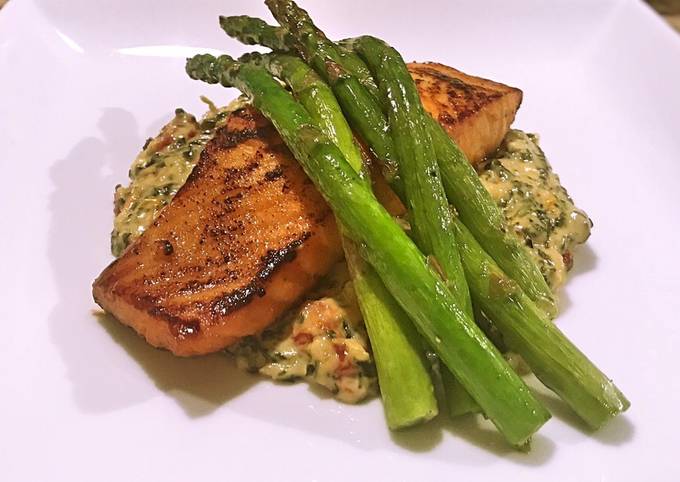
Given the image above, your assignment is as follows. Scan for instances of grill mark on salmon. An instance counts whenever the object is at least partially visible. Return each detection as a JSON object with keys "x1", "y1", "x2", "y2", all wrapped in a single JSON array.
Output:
[{"x1": 210, "y1": 233, "x2": 310, "y2": 316}]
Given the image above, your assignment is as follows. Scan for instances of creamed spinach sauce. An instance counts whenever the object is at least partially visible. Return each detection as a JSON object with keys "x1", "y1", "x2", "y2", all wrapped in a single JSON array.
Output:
[
  {"x1": 478, "y1": 130, "x2": 592, "y2": 288},
  {"x1": 229, "y1": 263, "x2": 377, "y2": 404}
]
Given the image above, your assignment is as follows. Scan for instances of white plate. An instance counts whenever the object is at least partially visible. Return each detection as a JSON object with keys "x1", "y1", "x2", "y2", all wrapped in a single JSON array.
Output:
[{"x1": 2, "y1": 0, "x2": 679, "y2": 480}]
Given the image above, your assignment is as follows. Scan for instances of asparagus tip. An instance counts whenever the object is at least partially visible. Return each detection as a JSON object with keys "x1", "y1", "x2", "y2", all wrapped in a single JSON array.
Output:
[{"x1": 185, "y1": 54, "x2": 237, "y2": 86}]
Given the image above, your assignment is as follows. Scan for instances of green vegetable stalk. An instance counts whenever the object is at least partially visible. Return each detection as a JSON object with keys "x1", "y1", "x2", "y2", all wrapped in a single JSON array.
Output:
[
  {"x1": 442, "y1": 368, "x2": 480, "y2": 417},
  {"x1": 221, "y1": 15, "x2": 381, "y2": 102},
  {"x1": 427, "y1": 115, "x2": 557, "y2": 318},
  {"x1": 219, "y1": 15, "x2": 292, "y2": 51},
  {"x1": 349, "y1": 35, "x2": 473, "y2": 319},
  {"x1": 263, "y1": 0, "x2": 402, "y2": 189},
  {"x1": 186, "y1": 53, "x2": 551, "y2": 446},
  {"x1": 452, "y1": 218, "x2": 630, "y2": 428},
  {"x1": 344, "y1": 241, "x2": 438, "y2": 428},
  {"x1": 221, "y1": 12, "x2": 556, "y2": 319},
  {"x1": 257, "y1": 1, "x2": 481, "y2": 417},
  {"x1": 240, "y1": 52, "x2": 365, "y2": 177},
  {"x1": 349, "y1": 35, "x2": 485, "y2": 417},
  {"x1": 226, "y1": 4, "x2": 499, "y2": 421},
  {"x1": 241, "y1": 51, "x2": 438, "y2": 428}
]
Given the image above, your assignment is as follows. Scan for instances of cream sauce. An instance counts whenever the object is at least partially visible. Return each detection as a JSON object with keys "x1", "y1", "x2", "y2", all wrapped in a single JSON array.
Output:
[
  {"x1": 228, "y1": 263, "x2": 377, "y2": 403},
  {"x1": 478, "y1": 130, "x2": 592, "y2": 288}
]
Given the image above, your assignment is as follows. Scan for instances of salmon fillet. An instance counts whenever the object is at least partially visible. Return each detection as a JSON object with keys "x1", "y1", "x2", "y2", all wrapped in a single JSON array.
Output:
[
  {"x1": 93, "y1": 107, "x2": 343, "y2": 356},
  {"x1": 409, "y1": 62, "x2": 523, "y2": 166},
  {"x1": 93, "y1": 64, "x2": 522, "y2": 356}
]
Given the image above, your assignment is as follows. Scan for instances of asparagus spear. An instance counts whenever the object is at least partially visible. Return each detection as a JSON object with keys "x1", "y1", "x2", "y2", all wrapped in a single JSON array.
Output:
[
  {"x1": 452, "y1": 218, "x2": 630, "y2": 428},
  {"x1": 426, "y1": 115, "x2": 557, "y2": 318},
  {"x1": 240, "y1": 52, "x2": 364, "y2": 177},
  {"x1": 255, "y1": 47, "x2": 479, "y2": 420},
  {"x1": 340, "y1": 29, "x2": 557, "y2": 317},
  {"x1": 242, "y1": 51, "x2": 438, "y2": 428},
  {"x1": 219, "y1": 15, "x2": 291, "y2": 51},
  {"x1": 220, "y1": 15, "x2": 381, "y2": 102},
  {"x1": 241, "y1": 49, "x2": 476, "y2": 420},
  {"x1": 344, "y1": 241, "x2": 438, "y2": 428},
  {"x1": 224, "y1": 11, "x2": 556, "y2": 318},
  {"x1": 349, "y1": 35, "x2": 473, "y2": 318},
  {"x1": 442, "y1": 368, "x2": 480, "y2": 417},
  {"x1": 349, "y1": 35, "x2": 626, "y2": 424},
  {"x1": 258, "y1": 1, "x2": 484, "y2": 419},
  {"x1": 186, "y1": 53, "x2": 550, "y2": 446},
  {"x1": 218, "y1": 1, "x2": 626, "y2": 429},
  {"x1": 262, "y1": 0, "x2": 402, "y2": 189},
  {"x1": 348, "y1": 35, "x2": 485, "y2": 417}
]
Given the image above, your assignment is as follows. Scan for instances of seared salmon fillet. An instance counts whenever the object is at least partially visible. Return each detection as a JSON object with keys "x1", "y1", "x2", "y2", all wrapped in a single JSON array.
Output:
[
  {"x1": 93, "y1": 106, "x2": 343, "y2": 356},
  {"x1": 409, "y1": 62, "x2": 522, "y2": 166},
  {"x1": 94, "y1": 64, "x2": 522, "y2": 356}
]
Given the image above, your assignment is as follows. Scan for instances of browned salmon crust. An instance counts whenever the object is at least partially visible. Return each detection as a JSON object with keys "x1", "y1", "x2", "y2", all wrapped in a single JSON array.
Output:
[
  {"x1": 409, "y1": 62, "x2": 522, "y2": 166},
  {"x1": 93, "y1": 64, "x2": 522, "y2": 356},
  {"x1": 93, "y1": 106, "x2": 343, "y2": 356}
]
